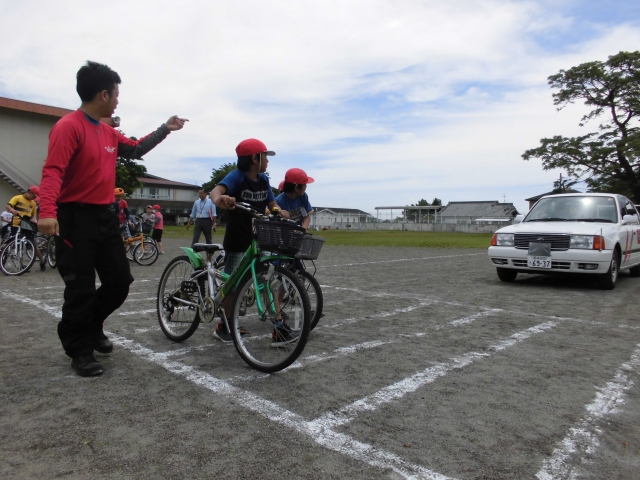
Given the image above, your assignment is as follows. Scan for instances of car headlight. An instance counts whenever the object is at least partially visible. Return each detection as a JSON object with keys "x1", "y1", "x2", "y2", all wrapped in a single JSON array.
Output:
[
  {"x1": 491, "y1": 233, "x2": 514, "y2": 246},
  {"x1": 570, "y1": 235, "x2": 594, "y2": 249}
]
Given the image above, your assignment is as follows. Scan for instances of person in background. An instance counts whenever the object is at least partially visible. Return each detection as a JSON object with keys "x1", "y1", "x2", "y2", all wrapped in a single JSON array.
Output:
[
  {"x1": 7, "y1": 186, "x2": 46, "y2": 271},
  {"x1": 152, "y1": 204, "x2": 165, "y2": 254},
  {"x1": 140, "y1": 205, "x2": 155, "y2": 234},
  {"x1": 37, "y1": 60, "x2": 188, "y2": 377},
  {"x1": 186, "y1": 188, "x2": 216, "y2": 246},
  {"x1": 1, "y1": 207, "x2": 14, "y2": 239},
  {"x1": 113, "y1": 188, "x2": 133, "y2": 239}
]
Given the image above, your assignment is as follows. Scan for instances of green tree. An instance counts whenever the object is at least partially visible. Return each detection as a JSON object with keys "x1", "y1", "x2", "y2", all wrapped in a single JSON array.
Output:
[
  {"x1": 406, "y1": 198, "x2": 429, "y2": 222},
  {"x1": 431, "y1": 198, "x2": 442, "y2": 206},
  {"x1": 115, "y1": 135, "x2": 146, "y2": 195},
  {"x1": 202, "y1": 162, "x2": 236, "y2": 193},
  {"x1": 522, "y1": 51, "x2": 640, "y2": 201}
]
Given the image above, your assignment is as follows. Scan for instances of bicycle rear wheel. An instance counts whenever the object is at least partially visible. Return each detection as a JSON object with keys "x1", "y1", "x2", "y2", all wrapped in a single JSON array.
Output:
[
  {"x1": 0, "y1": 238, "x2": 36, "y2": 276},
  {"x1": 134, "y1": 239, "x2": 158, "y2": 266},
  {"x1": 296, "y1": 270, "x2": 323, "y2": 331},
  {"x1": 157, "y1": 255, "x2": 201, "y2": 341},
  {"x1": 231, "y1": 265, "x2": 311, "y2": 373}
]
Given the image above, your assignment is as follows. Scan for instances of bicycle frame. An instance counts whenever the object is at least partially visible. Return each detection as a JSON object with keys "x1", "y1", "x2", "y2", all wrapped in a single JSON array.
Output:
[{"x1": 180, "y1": 238, "x2": 295, "y2": 321}]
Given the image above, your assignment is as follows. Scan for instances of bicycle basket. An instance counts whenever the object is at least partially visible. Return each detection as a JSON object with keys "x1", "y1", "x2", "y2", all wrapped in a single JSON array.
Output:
[
  {"x1": 141, "y1": 222, "x2": 152, "y2": 234},
  {"x1": 20, "y1": 218, "x2": 35, "y2": 233},
  {"x1": 295, "y1": 235, "x2": 325, "y2": 260},
  {"x1": 254, "y1": 219, "x2": 305, "y2": 255}
]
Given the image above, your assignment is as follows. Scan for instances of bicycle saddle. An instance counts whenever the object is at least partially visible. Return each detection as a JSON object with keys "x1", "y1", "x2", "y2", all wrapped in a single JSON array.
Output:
[{"x1": 192, "y1": 243, "x2": 224, "y2": 253}]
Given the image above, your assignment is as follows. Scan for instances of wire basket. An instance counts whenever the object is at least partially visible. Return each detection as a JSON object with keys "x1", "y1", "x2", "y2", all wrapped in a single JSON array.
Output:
[
  {"x1": 20, "y1": 218, "x2": 35, "y2": 233},
  {"x1": 295, "y1": 235, "x2": 325, "y2": 260},
  {"x1": 254, "y1": 219, "x2": 305, "y2": 255}
]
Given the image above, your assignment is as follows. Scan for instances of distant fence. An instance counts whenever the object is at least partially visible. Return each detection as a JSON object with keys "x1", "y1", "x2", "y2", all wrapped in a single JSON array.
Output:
[{"x1": 325, "y1": 222, "x2": 505, "y2": 234}]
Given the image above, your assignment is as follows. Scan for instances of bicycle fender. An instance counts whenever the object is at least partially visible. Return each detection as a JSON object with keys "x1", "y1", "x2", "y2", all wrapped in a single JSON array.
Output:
[{"x1": 180, "y1": 247, "x2": 205, "y2": 269}]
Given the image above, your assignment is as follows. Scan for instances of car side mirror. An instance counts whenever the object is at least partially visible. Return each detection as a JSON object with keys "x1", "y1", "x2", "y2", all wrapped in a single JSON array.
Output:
[
  {"x1": 621, "y1": 214, "x2": 638, "y2": 225},
  {"x1": 513, "y1": 214, "x2": 524, "y2": 224}
]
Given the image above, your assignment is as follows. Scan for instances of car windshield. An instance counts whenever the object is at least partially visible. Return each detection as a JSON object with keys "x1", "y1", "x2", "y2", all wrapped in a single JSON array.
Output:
[{"x1": 525, "y1": 196, "x2": 618, "y2": 223}]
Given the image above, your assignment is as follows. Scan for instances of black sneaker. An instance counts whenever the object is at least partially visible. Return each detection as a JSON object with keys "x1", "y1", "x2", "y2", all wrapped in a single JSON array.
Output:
[
  {"x1": 271, "y1": 325, "x2": 300, "y2": 347},
  {"x1": 94, "y1": 336, "x2": 113, "y2": 354},
  {"x1": 213, "y1": 322, "x2": 233, "y2": 343},
  {"x1": 40, "y1": 260, "x2": 46, "y2": 272},
  {"x1": 71, "y1": 355, "x2": 103, "y2": 377}
]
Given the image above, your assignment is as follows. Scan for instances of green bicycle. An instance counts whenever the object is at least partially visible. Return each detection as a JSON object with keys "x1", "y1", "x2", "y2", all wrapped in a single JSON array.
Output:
[{"x1": 156, "y1": 202, "x2": 312, "y2": 372}]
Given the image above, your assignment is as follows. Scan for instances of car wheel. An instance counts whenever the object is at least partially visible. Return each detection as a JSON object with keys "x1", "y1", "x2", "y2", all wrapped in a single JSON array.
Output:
[
  {"x1": 496, "y1": 267, "x2": 517, "y2": 282},
  {"x1": 598, "y1": 250, "x2": 619, "y2": 290}
]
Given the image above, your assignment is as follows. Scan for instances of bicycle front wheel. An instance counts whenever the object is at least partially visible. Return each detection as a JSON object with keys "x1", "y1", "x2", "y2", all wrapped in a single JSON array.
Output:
[
  {"x1": 0, "y1": 238, "x2": 36, "y2": 276},
  {"x1": 157, "y1": 255, "x2": 201, "y2": 341},
  {"x1": 231, "y1": 266, "x2": 311, "y2": 373},
  {"x1": 297, "y1": 270, "x2": 323, "y2": 331},
  {"x1": 134, "y1": 239, "x2": 158, "y2": 266}
]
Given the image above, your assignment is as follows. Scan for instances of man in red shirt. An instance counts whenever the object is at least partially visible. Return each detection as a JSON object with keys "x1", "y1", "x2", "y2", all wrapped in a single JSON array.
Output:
[{"x1": 38, "y1": 61, "x2": 188, "y2": 377}]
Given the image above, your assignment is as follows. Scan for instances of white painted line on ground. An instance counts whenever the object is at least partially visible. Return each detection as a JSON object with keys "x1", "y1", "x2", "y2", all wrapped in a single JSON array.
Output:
[
  {"x1": 117, "y1": 308, "x2": 156, "y2": 316},
  {"x1": 133, "y1": 326, "x2": 161, "y2": 333},
  {"x1": 443, "y1": 309, "x2": 502, "y2": 328},
  {"x1": 319, "y1": 302, "x2": 434, "y2": 330},
  {"x1": 30, "y1": 285, "x2": 64, "y2": 290},
  {"x1": 29, "y1": 278, "x2": 151, "y2": 291},
  {"x1": 536, "y1": 344, "x2": 640, "y2": 480},
  {"x1": 2, "y1": 289, "x2": 454, "y2": 478},
  {"x1": 232, "y1": 307, "x2": 504, "y2": 383},
  {"x1": 310, "y1": 321, "x2": 558, "y2": 430},
  {"x1": 105, "y1": 331, "x2": 455, "y2": 480},
  {"x1": 2, "y1": 291, "x2": 62, "y2": 318},
  {"x1": 317, "y1": 252, "x2": 485, "y2": 268},
  {"x1": 228, "y1": 340, "x2": 394, "y2": 383},
  {"x1": 0, "y1": 293, "x2": 155, "y2": 320},
  {"x1": 153, "y1": 344, "x2": 218, "y2": 358}
]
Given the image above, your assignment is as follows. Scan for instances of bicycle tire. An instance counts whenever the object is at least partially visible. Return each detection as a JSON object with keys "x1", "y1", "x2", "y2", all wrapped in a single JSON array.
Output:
[
  {"x1": 47, "y1": 236, "x2": 57, "y2": 268},
  {"x1": 125, "y1": 243, "x2": 136, "y2": 262},
  {"x1": 296, "y1": 270, "x2": 323, "y2": 331},
  {"x1": 230, "y1": 265, "x2": 311, "y2": 373},
  {"x1": 157, "y1": 255, "x2": 201, "y2": 341},
  {"x1": 0, "y1": 237, "x2": 36, "y2": 276},
  {"x1": 133, "y1": 239, "x2": 159, "y2": 266}
]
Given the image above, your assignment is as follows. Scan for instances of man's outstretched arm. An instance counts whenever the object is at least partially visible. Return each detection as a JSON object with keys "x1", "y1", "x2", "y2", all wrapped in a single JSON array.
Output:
[{"x1": 117, "y1": 116, "x2": 188, "y2": 159}]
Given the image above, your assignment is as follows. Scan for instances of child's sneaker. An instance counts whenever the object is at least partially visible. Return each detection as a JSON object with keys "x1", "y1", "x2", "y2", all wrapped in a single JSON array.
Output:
[
  {"x1": 271, "y1": 324, "x2": 299, "y2": 347},
  {"x1": 213, "y1": 322, "x2": 232, "y2": 343}
]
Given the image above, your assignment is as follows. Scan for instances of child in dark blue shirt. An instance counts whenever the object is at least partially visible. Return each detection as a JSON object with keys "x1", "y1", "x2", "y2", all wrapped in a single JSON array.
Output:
[{"x1": 275, "y1": 168, "x2": 314, "y2": 232}]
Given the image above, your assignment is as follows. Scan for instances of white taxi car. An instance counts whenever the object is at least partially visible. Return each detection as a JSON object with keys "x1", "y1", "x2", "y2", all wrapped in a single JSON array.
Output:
[{"x1": 488, "y1": 193, "x2": 640, "y2": 289}]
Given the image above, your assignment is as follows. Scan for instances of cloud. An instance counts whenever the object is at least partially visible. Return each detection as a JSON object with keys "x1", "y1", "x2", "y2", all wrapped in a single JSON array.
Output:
[{"x1": 0, "y1": 0, "x2": 638, "y2": 215}]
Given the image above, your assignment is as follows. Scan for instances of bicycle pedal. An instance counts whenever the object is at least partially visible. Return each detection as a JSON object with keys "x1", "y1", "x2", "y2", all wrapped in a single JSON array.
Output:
[{"x1": 180, "y1": 280, "x2": 198, "y2": 294}]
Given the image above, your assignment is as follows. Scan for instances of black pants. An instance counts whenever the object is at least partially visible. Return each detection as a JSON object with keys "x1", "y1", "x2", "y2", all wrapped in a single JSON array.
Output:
[
  {"x1": 191, "y1": 217, "x2": 213, "y2": 246},
  {"x1": 56, "y1": 203, "x2": 134, "y2": 358}
]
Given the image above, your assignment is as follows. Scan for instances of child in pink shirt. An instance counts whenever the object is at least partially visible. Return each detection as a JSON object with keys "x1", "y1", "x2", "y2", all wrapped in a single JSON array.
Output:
[{"x1": 152, "y1": 204, "x2": 165, "y2": 254}]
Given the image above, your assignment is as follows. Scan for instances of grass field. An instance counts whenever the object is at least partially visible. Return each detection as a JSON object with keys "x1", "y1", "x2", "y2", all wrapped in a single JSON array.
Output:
[{"x1": 162, "y1": 226, "x2": 492, "y2": 249}]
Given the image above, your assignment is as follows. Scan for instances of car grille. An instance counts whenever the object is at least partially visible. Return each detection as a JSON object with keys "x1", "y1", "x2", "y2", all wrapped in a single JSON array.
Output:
[
  {"x1": 512, "y1": 259, "x2": 571, "y2": 270},
  {"x1": 514, "y1": 233, "x2": 570, "y2": 251}
]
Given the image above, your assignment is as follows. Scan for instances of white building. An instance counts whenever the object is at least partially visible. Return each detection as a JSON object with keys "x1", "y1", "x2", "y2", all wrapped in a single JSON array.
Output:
[
  {"x1": 129, "y1": 173, "x2": 200, "y2": 224},
  {"x1": 0, "y1": 96, "x2": 74, "y2": 202},
  {"x1": 310, "y1": 207, "x2": 371, "y2": 228}
]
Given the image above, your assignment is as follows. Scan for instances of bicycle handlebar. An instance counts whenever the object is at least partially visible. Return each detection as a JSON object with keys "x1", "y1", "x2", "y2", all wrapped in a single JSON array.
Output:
[{"x1": 234, "y1": 202, "x2": 298, "y2": 225}]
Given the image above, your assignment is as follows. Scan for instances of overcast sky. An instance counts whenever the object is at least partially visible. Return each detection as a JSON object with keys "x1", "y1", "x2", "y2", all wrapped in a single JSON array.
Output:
[{"x1": 1, "y1": 0, "x2": 639, "y2": 215}]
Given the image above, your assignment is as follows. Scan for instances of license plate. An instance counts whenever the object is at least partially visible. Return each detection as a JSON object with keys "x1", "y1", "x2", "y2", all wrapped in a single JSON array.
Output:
[{"x1": 527, "y1": 256, "x2": 551, "y2": 268}]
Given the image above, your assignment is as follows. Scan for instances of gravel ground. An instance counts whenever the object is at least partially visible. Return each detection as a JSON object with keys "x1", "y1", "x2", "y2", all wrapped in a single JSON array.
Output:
[{"x1": 1, "y1": 239, "x2": 639, "y2": 479}]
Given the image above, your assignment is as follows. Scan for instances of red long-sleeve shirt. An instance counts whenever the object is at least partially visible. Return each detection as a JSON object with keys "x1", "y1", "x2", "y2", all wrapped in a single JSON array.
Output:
[{"x1": 39, "y1": 110, "x2": 170, "y2": 219}]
